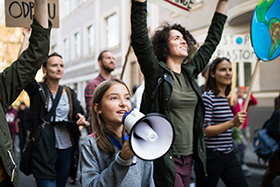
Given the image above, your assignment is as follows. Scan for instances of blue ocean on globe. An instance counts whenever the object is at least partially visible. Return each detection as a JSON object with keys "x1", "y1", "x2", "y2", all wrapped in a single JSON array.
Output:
[{"x1": 251, "y1": 0, "x2": 280, "y2": 61}]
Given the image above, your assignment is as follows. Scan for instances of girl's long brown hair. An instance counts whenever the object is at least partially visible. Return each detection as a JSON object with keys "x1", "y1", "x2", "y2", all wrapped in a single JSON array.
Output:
[{"x1": 90, "y1": 79, "x2": 130, "y2": 157}]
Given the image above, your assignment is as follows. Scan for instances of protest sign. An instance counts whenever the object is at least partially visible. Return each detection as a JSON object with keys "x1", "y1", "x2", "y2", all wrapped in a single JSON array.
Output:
[
  {"x1": 149, "y1": 0, "x2": 194, "y2": 17},
  {"x1": 5, "y1": 0, "x2": 59, "y2": 28},
  {"x1": 212, "y1": 34, "x2": 258, "y2": 63}
]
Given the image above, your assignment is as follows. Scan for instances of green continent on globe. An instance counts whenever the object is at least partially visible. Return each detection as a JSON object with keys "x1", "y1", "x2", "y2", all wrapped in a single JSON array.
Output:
[
  {"x1": 256, "y1": 0, "x2": 274, "y2": 24},
  {"x1": 268, "y1": 18, "x2": 280, "y2": 59}
]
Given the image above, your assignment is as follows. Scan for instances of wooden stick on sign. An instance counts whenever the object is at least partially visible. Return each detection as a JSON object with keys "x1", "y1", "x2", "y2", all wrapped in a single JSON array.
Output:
[
  {"x1": 242, "y1": 58, "x2": 261, "y2": 112},
  {"x1": 120, "y1": 44, "x2": 131, "y2": 80},
  {"x1": 230, "y1": 62, "x2": 237, "y2": 106}
]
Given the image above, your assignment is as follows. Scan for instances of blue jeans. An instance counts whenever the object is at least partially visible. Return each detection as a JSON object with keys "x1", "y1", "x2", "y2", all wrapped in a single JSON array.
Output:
[
  {"x1": 194, "y1": 149, "x2": 248, "y2": 187},
  {"x1": 36, "y1": 147, "x2": 72, "y2": 187}
]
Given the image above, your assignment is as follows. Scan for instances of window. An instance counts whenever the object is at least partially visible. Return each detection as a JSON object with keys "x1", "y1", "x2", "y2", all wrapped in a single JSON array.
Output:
[
  {"x1": 87, "y1": 25, "x2": 94, "y2": 55},
  {"x1": 235, "y1": 62, "x2": 252, "y2": 87},
  {"x1": 63, "y1": 38, "x2": 69, "y2": 63},
  {"x1": 61, "y1": 0, "x2": 70, "y2": 18},
  {"x1": 74, "y1": 32, "x2": 81, "y2": 59},
  {"x1": 244, "y1": 62, "x2": 252, "y2": 87},
  {"x1": 74, "y1": 0, "x2": 80, "y2": 9},
  {"x1": 105, "y1": 13, "x2": 119, "y2": 48}
]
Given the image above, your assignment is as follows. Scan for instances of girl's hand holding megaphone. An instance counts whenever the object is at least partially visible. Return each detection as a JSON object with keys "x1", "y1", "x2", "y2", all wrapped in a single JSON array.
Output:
[{"x1": 119, "y1": 140, "x2": 134, "y2": 160}]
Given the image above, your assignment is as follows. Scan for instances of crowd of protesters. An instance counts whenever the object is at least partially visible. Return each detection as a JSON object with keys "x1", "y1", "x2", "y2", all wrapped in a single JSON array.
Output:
[{"x1": 1, "y1": 0, "x2": 279, "y2": 187}]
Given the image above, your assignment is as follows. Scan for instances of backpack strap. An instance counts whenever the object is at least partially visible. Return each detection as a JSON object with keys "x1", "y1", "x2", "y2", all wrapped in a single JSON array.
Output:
[
  {"x1": 140, "y1": 72, "x2": 173, "y2": 115},
  {"x1": 38, "y1": 82, "x2": 63, "y2": 123},
  {"x1": 45, "y1": 86, "x2": 63, "y2": 122},
  {"x1": 150, "y1": 72, "x2": 173, "y2": 99}
]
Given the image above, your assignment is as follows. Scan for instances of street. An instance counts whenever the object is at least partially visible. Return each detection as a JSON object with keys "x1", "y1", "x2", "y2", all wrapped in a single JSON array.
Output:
[
  {"x1": 15, "y1": 135, "x2": 280, "y2": 187},
  {"x1": 217, "y1": 167, "x2": 280, "y2": 187},
  {"x1": 17, "y1": 161, "x2": 280, "y2": 187},
  {"x1": 189, "y1": 164, "x2": 280, "y2": 187}
]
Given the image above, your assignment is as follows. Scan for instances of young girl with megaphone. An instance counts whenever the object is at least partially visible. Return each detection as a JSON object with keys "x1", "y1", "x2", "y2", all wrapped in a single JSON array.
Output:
[{"x1": 80, "y1": 79, "x2": 155, "y2": 187}]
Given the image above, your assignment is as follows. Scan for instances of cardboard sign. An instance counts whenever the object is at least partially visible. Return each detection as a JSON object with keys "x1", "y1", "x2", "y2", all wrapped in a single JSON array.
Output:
[
  {"x1": 212, "y1": 34, "x2": 258, "y2": 62},
  {"x1": 5, "y1": 0, "x2": 59, "y2": 28},
  {"x1": 149, "y1": 0, "x2": 194, "y2": 17}
]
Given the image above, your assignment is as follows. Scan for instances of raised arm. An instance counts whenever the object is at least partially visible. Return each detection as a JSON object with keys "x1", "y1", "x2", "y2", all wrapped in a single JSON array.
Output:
[
  {"x1": 0, "y1": 0, "x2": 51, "y2": 109},
  {"x1": 216, "y1": 0, "x2": 229, "y2": 15},
  {"x1": 191, "y1": 0, "x2": 228, "y2": 76},
  {"x1": 130, "y1": 0, "x2": 159, "y2": 78},
  {"x1": 34, "y1": 0, "x2": 48, "y2": 28},
  {"x1": 17, "y1": 27, "x2": 31, "y2": 58}
]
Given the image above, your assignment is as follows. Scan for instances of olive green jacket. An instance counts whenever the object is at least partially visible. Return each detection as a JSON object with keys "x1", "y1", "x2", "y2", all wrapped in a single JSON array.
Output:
[
  {"x1": 0, "y1": 18, "x2": 52, "y2": 186},
  {"x1": 131, "y1": 1, "x2": 227, "y2": 186}
]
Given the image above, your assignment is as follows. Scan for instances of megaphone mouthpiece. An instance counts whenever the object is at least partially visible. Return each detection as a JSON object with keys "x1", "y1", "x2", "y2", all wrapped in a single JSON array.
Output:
[
  {"x1": 122, "y1": 108, "x2": 174, "y2": 160},
  {"x1": 134, "y1": 122, "x2": 158, "y2": 143}
]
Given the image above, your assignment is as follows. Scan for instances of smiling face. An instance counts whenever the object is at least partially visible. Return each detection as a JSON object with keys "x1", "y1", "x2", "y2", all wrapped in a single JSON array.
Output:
[
  {"x1": 167, "y1": 29, "x2": 188, "y2": 59},
  {"x1": 43, "y1": 56, "x2": 64, "y2": 81},
  {"x1": 96, "y1": 83, "x2": 131, "y2": 135},
  {"x1": 211, "y1": 60, "x2": 232, "y2": 91}
]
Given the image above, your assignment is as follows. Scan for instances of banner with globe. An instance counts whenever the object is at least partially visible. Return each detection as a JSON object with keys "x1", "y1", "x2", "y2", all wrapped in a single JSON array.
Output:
[
  {"x1": 251, "y1": 0, "x2": 280, "y2": 61},
  {"x1": 242, "y1": 0, "x2": 280, "y2": 112}
]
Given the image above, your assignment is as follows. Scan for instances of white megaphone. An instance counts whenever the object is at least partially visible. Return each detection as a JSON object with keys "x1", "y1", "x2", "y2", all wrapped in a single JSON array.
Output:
[{"x1": 122, "y1": 108, "x2": 174, "y2": 160}]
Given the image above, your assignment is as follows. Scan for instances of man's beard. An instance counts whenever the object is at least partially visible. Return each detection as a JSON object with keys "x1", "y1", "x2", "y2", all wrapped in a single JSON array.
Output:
[{"x1": 102, "y1": 62, "x2": 115, "y2": 73}]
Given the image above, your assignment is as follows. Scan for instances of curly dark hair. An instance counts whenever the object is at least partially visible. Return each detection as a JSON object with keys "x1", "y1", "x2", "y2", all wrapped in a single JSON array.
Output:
[
  {"x1": 151, "y1": 22, "x2": 198, "y2": 63},
  {"x1": 205, "y1": 57, "x2": 232, "y2": 96}
]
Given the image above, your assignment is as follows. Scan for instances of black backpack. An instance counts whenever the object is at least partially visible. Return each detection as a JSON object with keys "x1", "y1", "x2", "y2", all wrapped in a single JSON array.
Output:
[{"x1": 253, "y1": 117, "x2": 280, "y2": 163}]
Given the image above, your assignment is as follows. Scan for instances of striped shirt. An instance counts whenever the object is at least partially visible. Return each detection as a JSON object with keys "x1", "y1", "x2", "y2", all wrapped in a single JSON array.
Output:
[{"x1": 203, "y1": 90, "x2": 234, "y2": 154}]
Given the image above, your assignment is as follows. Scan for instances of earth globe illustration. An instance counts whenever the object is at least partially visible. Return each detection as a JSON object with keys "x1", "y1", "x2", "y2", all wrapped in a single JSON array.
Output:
[{"x1": 251, "y1": 0, "x2": 280, "y2": 61}]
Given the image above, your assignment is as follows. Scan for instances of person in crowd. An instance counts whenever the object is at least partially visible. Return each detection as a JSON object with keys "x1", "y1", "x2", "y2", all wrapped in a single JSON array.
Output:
[
  {"x1": 84, "y1": 50, "x2": 116, "y2": 134},
  {"x1": 17, "y1": 102, "x2": 30, "y2": 155},
  {"x1": 194, "y1": 57, "x2": 248, "y2": 187},
  {"x1": 6, "y1": 106, "x2": 19, "y2": 153},
  {"x1": 260, "y1": 95, "x2": 280, "y2": 187},
  {"x1": 0, "y1": 0, "x2": 50, "y2": 186},
  {"x1": 19, "y1": 25, "x2": 88, "y2": 185},
  {"x1": 130, "y1": 0, "x2": 228, "y2": 186},
  {"x1": 200, "y1": 63, "x2": 210, "y2": 93},
  {"x1": 21, "y1": 52, "x2": 88, "y2": 187},
  {"x1": 84, "y1": 50, "x2": 116, "y2": 115},
  {"x1": 231, "y1": 86, "x2": 258, "y2": 176},
  {"x1": 80, "y1": 79, "x2": 154, "y2": 186}
]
